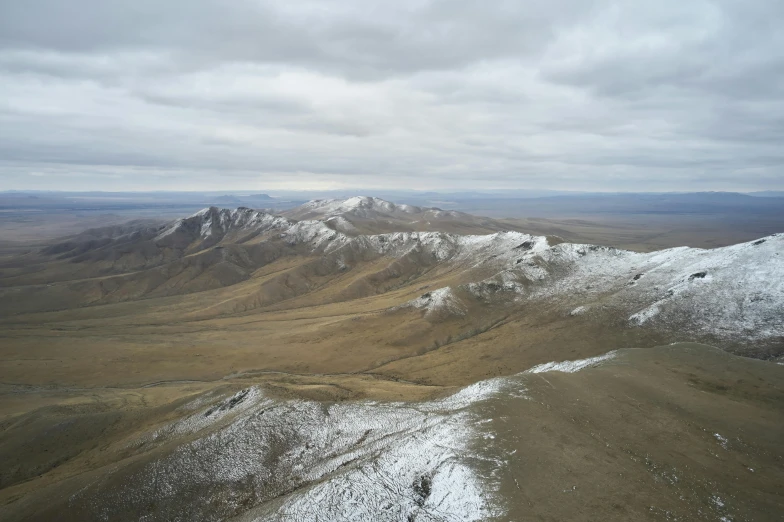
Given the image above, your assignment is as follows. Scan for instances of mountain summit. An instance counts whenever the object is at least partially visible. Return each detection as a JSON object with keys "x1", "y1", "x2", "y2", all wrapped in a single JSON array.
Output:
[
  {"x1": 292, "y1": 196, "x2": 419, "y2": 217},
  {"x1": 283, "y1": 196, "x2": 503, "y2": 235}
]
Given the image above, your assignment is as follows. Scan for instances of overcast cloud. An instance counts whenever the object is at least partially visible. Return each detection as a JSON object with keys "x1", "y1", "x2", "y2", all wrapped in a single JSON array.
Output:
[{"x1": 1, "y1": 0, "x2": 783, "y2": 191}]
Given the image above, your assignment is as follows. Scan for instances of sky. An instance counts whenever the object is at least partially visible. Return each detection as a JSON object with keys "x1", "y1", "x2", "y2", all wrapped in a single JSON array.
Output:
[{"x1": 1, "y1": 0, "x2": 783, "y2": 192}]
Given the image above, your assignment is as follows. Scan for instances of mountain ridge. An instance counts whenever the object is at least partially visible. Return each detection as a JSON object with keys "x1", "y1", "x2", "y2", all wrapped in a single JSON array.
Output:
[{"x1": 1, "y1": 197, "x2": 781, "y2": 362}]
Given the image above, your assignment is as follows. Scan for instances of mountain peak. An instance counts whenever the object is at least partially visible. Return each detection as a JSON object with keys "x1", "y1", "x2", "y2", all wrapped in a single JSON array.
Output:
[
  {"x1": 278, "y1": 196, "x2": 503, "y2": 235},
  {"x1": 301, "y1": 196, "x2": 418, "y2": 216},
  {"x1": 155, "y1": 206, "x2": 289, "y2": 243}
]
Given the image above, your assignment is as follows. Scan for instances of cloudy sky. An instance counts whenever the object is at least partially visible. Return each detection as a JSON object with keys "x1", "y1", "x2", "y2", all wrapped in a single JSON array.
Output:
[{"x1": 1, "y1": 0, "x2": 783, "y2": 192}]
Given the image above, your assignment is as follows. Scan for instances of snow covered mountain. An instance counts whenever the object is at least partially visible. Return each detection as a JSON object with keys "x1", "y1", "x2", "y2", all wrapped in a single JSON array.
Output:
[
  {"x1": 153, "y1": 206, "x2": 292, "y2": 249},
  {"x1": 397, "y1": 232, "x2": 783, "y2": 348},
  {"x1": 151, "y1": 203, "x2": 784, "y2": 349},
  {"x1": 286, "y1": 196, "x2": 421, "y2": 218},
  {"x1": 282, "y1": 195, "x2": 506, "y2": 235},
  {"x1": 3, "y1": 198, "x2": 782, "y2": 355}
]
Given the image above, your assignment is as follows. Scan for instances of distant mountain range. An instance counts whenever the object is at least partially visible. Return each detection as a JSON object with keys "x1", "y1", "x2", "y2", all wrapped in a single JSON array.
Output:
[{"x1": 2, "y1": 190, "x2": 782, "y2": 217}]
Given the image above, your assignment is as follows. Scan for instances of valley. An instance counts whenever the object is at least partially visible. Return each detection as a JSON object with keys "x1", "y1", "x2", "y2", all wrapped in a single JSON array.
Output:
[{"x1": 1, "y1": 196, "x2": 782, "y2": 521}]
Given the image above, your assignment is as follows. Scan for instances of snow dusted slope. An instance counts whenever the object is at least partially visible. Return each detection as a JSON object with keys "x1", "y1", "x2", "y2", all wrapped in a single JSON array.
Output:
[
  {"x1": 138, "y1": 199, "x2": 536, "y2": 261},
  {"x1": 154, "y1": 207, "x2": 291, "y2": 246},
  {"x1": 533, "y1": 235, "x2": 784, "y2": 342},
  {"x1": 332, "y1": 230, "x2": 547, "y2": 261},
  {"x1": 77, "y1": 381, "x2": 511, "y2": 522},
  {"x1": 281, "y1": 196, "x2": 495, "y2": 235},
  {"x1": 14, "y1": 344, "x2": 783, "y2": 522},
  {"x1": 291, "y1": 195, "x2": 467, "y2": 221},
  {"x1": 286, "y1": 196, "x2": 420, "y2": 219},
  {"x1": 396, "y1": 233, "x2": 784, "y2": 346}
]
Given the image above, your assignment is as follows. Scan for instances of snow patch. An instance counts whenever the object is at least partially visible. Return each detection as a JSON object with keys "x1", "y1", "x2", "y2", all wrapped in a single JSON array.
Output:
[
  {"x1": 714, "y1": 433, "x2": 729, "y2": 450},
  {"x1": 526, "y1": 351, "x2": 617, "y2": 374},
  {"x1": 422, "y1": 377, "x2": 510, "y2": 411},
  {"x1": 629, "y1": 304, "x2": 661, "y2": 325},
  {"x1": 325, "y1": 215, "x2": 358, "y2": 234},
  {"x1": 407, "y1": 287, "x2": 466, "y2": 317},
  {"x1": 570, "y1": 306, "x2": 588, "y2": 316}
]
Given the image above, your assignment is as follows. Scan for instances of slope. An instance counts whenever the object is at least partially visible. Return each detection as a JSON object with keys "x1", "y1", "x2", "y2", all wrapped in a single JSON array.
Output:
[{"x1": 1, "y1": 344, "x2": 782, "y2": 521}]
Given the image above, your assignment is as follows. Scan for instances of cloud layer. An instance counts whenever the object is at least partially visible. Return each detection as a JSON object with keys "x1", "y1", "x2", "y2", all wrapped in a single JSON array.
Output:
[{"x1": 1, "y1": 0, "x2": 783, "y2": 191}]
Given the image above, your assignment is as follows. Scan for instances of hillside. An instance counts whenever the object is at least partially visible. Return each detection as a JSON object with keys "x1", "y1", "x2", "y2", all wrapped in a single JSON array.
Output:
[
  {"x1": 0, "y1": 197, "x2": 782, "y2": 521},
  {"x1": 3, "y1": 344, "x2": 782, "y2": 521}
]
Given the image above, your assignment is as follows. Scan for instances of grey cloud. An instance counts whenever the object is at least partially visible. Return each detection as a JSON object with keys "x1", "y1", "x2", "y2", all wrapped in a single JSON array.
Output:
[
  {"x1": 0, "y1": 0, "x2": 593, "y2": 78},
  {"x1": 0, "y1": 0, "x2": 783, "y2": 191}
]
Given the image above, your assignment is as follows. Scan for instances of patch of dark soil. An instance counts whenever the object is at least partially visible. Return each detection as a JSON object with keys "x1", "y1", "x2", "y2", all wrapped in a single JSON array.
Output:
[
  {"x1": 412, "y1": 474, "x2": 432, "y2": 507},
  {"x1": 204, "y1": 389, "x2": 251, "y2": 417}
]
